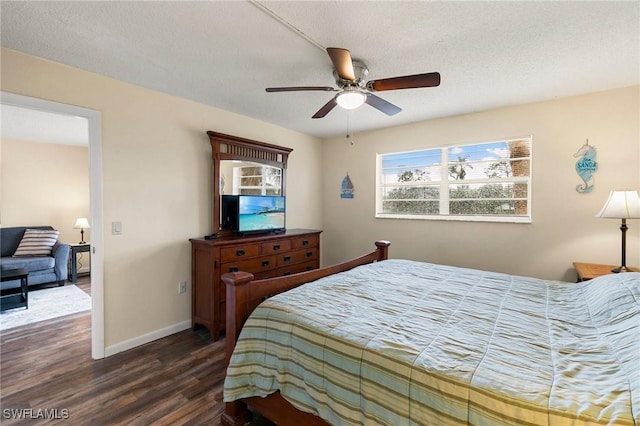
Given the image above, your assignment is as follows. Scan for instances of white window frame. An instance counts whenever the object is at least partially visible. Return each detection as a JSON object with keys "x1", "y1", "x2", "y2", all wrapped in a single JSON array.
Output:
[
  {"x1": 232, "y1": 165, "x2": 282, "y2": 195},
  {"x1": 376, "y1": 137, "x2": 532, "y2": 223}
]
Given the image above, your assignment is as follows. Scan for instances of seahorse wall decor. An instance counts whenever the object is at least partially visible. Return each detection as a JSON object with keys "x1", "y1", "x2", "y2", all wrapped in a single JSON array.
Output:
[{"x1": 573, "y1": 139, "x2": 598, "y2": 193}]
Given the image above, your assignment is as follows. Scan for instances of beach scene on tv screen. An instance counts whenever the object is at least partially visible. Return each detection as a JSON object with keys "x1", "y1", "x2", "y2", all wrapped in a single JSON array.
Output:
[{"x1": 239, "y1": 196, "x2": 285, "y2": 231}]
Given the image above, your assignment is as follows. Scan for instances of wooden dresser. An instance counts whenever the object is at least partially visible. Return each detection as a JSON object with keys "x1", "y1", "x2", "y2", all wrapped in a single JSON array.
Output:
[{"x1": 190, "y1": 229, "x2": 321, "y2": 340}]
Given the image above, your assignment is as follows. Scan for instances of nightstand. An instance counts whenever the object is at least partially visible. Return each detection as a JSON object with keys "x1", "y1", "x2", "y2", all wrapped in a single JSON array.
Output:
[{"x1": 573, "y1": 262, "x2": 640, "y2": 282}]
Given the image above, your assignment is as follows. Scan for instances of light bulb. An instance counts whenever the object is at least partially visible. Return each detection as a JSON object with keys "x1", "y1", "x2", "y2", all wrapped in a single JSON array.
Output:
[{"x1": 336, "y1": 90, "x2": 365, "y2": 110}]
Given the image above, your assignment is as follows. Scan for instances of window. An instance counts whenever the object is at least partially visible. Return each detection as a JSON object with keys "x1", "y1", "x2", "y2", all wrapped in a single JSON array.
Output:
[
  {"x1": 233, "y1": 165, "x2": 282, "y2": 195},
  {"x1": 376, "y1": 137, "x2": 531, "y2": 223}
]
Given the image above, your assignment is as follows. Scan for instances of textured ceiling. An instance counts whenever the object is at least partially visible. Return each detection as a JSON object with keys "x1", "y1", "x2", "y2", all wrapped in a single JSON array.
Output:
[{"x1": 1, "y1": 1, "x2": 638, "y2": 139}]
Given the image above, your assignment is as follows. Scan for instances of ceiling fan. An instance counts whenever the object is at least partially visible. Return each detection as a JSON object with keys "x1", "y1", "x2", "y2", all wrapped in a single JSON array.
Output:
[{"x1": 266, "y1": 47, "x2": 440, "y2": 119}]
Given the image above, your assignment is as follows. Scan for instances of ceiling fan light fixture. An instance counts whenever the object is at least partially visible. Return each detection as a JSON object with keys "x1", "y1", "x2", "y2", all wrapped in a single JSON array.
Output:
[
  {"x1": 336, "y1": 90, "x2": 366, "y2": 110},
  {"x1": 266, "y1": 47, "x2": 439, "y2": 119}
]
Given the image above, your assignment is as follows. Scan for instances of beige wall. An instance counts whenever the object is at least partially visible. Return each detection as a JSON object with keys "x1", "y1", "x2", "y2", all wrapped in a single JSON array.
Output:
[
  {"x1": 322, "y1": 86, "x2": 640, "y2": 281},
  {"x1": 3, "y1": 46, "x2": 638, "y2": 354},
  {"x1": 1, "y1": 48, "x2": 323, "y2": 351},
  {"x1": 1, "y1": 138, "x2": 90, "y2": 244}
]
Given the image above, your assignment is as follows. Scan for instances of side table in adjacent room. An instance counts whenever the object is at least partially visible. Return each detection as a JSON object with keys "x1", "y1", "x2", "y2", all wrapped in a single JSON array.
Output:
[
  {"x1": 573, "y1": 262, "x2": 640, "y2": 282},
  {"x1": 1, "y1": 268, "x2": 29, "y2": 311},
  {"x1": 69, "y1": 243, "x2": 91, "y2": 283}
]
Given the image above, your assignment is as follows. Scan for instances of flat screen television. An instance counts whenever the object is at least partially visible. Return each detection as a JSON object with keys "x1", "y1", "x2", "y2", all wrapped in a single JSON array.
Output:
[{"x1": 221, "y1": 195, "x2": 286, "y2": 234}]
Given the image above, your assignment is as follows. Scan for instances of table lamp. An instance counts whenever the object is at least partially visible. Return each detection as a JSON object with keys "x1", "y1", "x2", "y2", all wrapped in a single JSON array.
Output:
[
  {"x1": 595, "y1": 190, "x2": 640, "y2": 272},
  {"x1": 73, "y1": 217, "x2": 90, "y2": 244}
]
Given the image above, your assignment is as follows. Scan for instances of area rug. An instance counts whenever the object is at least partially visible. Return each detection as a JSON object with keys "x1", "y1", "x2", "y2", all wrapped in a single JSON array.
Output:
[{"x1": 0, "y1": 285, "x2": 91, "y2": 331}]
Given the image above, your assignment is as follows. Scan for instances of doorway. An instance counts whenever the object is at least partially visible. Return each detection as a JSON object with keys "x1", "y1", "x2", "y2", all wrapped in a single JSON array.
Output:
[{"x1": 1, "y1": 92, "x2": 104, "y2": 359}]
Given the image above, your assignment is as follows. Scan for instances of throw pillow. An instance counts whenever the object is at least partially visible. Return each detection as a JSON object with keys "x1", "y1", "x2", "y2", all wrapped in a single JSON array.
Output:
[{"x1": 13, "y1": 229, "x2": 60, "y2": 257}]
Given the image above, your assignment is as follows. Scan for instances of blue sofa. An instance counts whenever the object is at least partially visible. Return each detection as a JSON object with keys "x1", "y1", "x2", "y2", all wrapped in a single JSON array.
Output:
[{"x1": 1, "y1": 226, "x2": 70, "y2": 289}]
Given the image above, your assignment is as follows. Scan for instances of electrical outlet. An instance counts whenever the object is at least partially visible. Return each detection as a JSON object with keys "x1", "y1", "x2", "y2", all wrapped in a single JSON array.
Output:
[{"x1": 178, "y1": 281, "x2": 187, "y2": 294}]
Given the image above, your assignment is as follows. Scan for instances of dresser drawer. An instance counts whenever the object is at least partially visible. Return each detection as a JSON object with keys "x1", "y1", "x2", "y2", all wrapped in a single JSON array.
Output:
[
  {"x1": 277, "y1": 260, "x2": 317, "y2": 276},
  {"x1": 291, "y1": 234, "x2": 318, "y2": 250},
  {"x1": 220, "y1": 265, "x2": 288, "y2": 302},
  {"x1": 261, "y1": 239, "x2": 292, "y2": 255},
  {"x1": 220, "y1": 255, "x2": 277, "y2": 275},
  {"x1": 220, "y1": 244, "x2": 260, "y2": 260},
  {"x1": 253, "y1": 270, "x2": 278, "y2": 280},
  {"x1": 277, "y1": 247, "x2": 318, "y2": 266}
]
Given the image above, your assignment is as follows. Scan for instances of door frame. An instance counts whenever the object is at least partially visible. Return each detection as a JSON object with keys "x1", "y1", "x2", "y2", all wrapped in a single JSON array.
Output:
[{"x1": 1, "y1": 92, "x2": 105, "y2": 359}]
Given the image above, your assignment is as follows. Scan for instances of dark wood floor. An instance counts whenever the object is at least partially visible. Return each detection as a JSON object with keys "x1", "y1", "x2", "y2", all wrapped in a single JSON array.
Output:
[{"x1": 1, "y1": 276, "x2": 230, "y2": 425}]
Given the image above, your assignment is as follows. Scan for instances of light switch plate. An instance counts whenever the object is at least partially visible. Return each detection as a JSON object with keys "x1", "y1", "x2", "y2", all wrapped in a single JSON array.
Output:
[{"x1": 112, "y1": 221, "x2": 122, "y2": 235}]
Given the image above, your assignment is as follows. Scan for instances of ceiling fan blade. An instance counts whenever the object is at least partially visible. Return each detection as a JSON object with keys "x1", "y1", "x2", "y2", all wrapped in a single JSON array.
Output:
[
  {"x1": 365, "y1": 94, "x2": 402, "y2": 116},
  {"x1": 327, "y1": 48, "x2": 356, "y2": 81},
  {"x1": 312, "y1": 97, "x2": 338, "y2": 119},
  {"x1": 266, "y1": 86, "x2": 336, "y2": 92},
  {"x1": 367, "y1": 72, "x2": 441, "y2": 92}
]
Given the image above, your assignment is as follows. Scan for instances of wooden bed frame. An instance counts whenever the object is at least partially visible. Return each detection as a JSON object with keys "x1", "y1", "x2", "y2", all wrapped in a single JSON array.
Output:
[{"x1": 220, "y1": 240, "x2": 391, "y2": 426}]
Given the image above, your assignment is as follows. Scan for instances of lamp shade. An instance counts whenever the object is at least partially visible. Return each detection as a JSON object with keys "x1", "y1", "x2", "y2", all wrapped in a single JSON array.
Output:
[
  {"x1": 336, "y1": 90, "x2": 366, "y2": 110},
  {"x1": 73, "y1": 217, "x2": 91, "y2": 229},
  {"x1": 595, "y1": 190, "x2": 640, "y2": 219}
]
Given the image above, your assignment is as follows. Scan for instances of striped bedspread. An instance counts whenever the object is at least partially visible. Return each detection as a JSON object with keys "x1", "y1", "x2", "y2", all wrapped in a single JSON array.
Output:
[{"x1": 224, "y1": 259, "x2": 639, "y2": 425}]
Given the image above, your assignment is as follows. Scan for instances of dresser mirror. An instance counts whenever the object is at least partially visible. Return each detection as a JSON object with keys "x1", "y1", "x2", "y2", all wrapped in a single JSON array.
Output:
[
  {"x1": 207, "y1": 131, "x2": 292, "y2": 235},
  {"x1": 219, "y1": 160, "x2": 282, "y2": 196}
]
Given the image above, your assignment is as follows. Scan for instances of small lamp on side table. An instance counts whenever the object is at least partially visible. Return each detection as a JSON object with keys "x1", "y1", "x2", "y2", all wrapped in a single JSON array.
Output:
[
  {"x1": 595, "y1": 190, "x2": 640, "y2": 273},
  {"x1": 73, "y1": 217, "x2": 90, "y2": 245}
]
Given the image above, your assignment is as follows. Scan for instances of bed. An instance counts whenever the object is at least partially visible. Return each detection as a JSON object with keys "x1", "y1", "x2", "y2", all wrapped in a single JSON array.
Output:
[{"x1": 221, "y1": 241, "x2": 639, "y2": 426}]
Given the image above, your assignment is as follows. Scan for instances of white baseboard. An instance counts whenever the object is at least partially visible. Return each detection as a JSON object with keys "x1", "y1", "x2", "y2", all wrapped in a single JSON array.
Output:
[{"x1": 104, "y1": 320, "x2": 192, "y2": 357}]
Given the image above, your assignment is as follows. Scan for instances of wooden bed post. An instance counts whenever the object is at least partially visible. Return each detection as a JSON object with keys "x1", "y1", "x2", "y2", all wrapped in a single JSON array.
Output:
[
  {"x1": 223, "y1": 271, "x2": 255, "y2": 364},
  {"x1": 221, "y1": 271, "x2": 254, "y2": 426},
  {"x1": 375, "y1": 240, "x2": 390, "y2": 261},
  {"x1": 220, "y1": 240, "x2": 391, "y2": 426}
]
